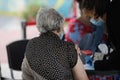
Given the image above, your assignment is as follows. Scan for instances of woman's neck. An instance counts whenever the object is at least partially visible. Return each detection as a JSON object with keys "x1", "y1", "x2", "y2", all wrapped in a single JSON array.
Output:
[
  {"x1": 79, "y1": 15, "x2": 91, "y2": 26},
  {"x1": 52, "y1": 31, "x2": 61, "y2": 37}
]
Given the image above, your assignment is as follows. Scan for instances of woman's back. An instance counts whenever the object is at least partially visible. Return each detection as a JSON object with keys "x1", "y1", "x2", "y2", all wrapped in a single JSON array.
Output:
[{"x1": 25, "y1": 32, "x2": 77, "y2": 80}]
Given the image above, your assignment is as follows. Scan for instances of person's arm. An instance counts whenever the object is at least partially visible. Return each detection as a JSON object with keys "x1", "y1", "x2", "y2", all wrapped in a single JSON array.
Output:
[
  {"x1": 21, "y1": 57, "x2": 34, "y2": 80},
  {"x1": 72, "y1": 55, "x2": 89, "y2": 80}
]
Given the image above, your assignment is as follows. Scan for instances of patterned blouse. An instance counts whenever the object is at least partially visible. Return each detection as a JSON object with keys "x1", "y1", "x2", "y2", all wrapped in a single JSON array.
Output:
[
  {"x1": 25, "y1": 31, "x2": 78, "y2": 80},
  {"x1": 65, "y1": 18, "x2": 93, "y2": 44}
]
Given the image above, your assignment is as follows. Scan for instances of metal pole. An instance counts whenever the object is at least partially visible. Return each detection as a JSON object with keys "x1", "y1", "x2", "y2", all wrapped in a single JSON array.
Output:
[
  {"x1": 0, "y1": 63, "x2": 1, "y2": 80},
  {"x1": 21, "y1": 20, "x2": 26, "y2": 39}
]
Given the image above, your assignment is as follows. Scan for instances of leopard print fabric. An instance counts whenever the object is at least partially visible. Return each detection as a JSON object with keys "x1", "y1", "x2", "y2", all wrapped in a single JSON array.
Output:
[{"x1": 25, "y1": 32, "x2": 77, "y2": 80}]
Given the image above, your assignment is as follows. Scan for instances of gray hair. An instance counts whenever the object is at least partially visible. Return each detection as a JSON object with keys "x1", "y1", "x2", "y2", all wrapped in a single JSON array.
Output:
[{"x1": 36, "y1": 7, "x2": 64, "y2": 33}]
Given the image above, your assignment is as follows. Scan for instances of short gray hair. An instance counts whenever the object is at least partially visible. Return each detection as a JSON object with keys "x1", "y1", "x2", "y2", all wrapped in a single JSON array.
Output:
[{"x1": 36, "y1": 7, "x2": 64, "y2": 33}]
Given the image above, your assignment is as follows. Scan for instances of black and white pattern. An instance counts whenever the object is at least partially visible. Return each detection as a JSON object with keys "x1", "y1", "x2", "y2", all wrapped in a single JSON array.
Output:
[{"x1": 25, "y1": 32, "x2": 77, "y2": 80}]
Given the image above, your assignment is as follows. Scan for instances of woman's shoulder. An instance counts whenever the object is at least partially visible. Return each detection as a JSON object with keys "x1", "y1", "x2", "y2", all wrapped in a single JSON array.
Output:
[
  {"x1": 62, "y1": 41, "x2": 75, "y2": 49},
  {"x1": 26, "y1": 36, "x2": 41, "y2": 46},
  {"x1": 68, "y1": 18, "x2": 84, "y2": 29}
]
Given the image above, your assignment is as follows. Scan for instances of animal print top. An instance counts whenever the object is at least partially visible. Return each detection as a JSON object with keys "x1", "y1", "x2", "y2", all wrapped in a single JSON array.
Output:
[{"x1": 25, "y1": 31, "x2": 78, "y2": 80}]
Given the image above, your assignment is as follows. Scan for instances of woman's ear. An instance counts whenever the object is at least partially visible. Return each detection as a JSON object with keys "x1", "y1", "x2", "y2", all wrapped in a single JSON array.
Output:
[{"x1": 102, "y1": 13, "x2": 107, "y2": 22}]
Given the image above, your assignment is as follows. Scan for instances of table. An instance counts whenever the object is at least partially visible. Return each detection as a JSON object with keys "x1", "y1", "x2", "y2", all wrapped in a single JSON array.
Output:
[{"x1": 86, "y1": 70, "x2": 120, "y2": 80}]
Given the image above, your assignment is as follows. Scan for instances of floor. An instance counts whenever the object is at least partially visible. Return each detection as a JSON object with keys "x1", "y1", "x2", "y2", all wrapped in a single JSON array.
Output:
[{"x1": 1, "y1": 63, "x2": 22, "y2": 80}]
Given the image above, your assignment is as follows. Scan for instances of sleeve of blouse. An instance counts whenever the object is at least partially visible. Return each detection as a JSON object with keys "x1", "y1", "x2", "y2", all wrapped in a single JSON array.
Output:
[{"x1": 67, "y1": 43, "x2": 78, "y2": 68}]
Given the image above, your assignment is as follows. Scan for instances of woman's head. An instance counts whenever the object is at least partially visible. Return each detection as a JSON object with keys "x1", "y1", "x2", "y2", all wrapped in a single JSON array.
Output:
[
  {"x1": 77, "y1": 0, "x2": 96, "y2": 18},
  {"x1": 77, "y1": 0, "x2": 95, "y2": 10},
  {"x1": 36, "y1": 7, "x2": 64, "y2": 33}
]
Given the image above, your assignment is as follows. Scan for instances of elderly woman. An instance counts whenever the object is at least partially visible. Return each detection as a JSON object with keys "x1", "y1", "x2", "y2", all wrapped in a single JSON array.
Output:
[{"x1": 21, "y1": 7, "x2": 88, "y2": 80}]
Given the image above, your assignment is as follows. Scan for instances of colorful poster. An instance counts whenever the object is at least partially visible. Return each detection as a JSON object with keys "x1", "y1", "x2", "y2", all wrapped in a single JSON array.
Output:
[{"x1": 0, "y1": 0, "x2": 74, "y2": 18}]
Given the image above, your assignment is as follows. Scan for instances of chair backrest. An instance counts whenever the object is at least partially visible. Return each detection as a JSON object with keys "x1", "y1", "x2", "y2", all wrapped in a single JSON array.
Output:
[{"x1": 6, "y1": 39, "x2": 29, "y2": 71}]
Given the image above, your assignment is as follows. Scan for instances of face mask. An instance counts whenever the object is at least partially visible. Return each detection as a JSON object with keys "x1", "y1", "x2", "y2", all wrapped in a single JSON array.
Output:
[
  {"x1": 60, "y1": 32, "x2": 65, "y2": 40},
  {"x1": 90, "y1": 17, "x2": 105, "y2": 26}
]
